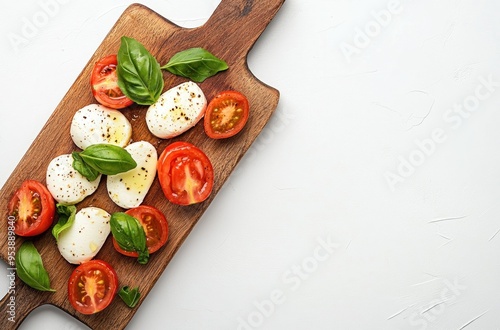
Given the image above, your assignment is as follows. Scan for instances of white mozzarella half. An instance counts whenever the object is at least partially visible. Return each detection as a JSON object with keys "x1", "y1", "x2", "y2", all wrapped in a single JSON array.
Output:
[
  {"x1": 70, "y1": 104, "x2": 132, "y2": 149},
  {"x1": 57, "y1": 207, "x2": 111, "y2": 264},
  {"x1": 107, "y1": 141, "x2": 157, "y2": 209},
  {"x1": 46, "y1": 154, "x2": 101, "y2": 204},
  {"x1": 146, "y1": 81, "x2": 207, "y2": 138}
]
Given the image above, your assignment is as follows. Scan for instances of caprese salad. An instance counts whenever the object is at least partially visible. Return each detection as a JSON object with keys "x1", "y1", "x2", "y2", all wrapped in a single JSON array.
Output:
[{"x1": 7, "y1": 35, "x2": 250, "y2": 315}]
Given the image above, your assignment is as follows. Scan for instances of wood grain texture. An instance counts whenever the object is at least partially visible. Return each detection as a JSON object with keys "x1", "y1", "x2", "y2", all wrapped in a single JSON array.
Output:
[{"x1": 0, "y1": 0, "x2": 285, "y2": 329}]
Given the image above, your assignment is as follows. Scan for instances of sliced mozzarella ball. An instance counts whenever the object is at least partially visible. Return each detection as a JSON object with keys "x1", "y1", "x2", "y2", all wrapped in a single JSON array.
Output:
[
  {"x1": 146, "y1": 81, "x2": 207, "y2": 138},
  {"x1": 70, "y1": 104, "x2": 132, "y2": 149},
  {"x1": 46, "y1": 154, "x2": 101, "y2": 204},
  {"x1": 57, "y1": 207, "x2": 111, "y2": 264},
  {"x1": 107, "y1": 141, "x2": 157, "y2": 209}
]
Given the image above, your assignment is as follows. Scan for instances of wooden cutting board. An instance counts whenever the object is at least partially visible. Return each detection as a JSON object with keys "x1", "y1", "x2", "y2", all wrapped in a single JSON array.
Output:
[{"x1": 0, "y1": 1, "x2": 285, "y2": 328}]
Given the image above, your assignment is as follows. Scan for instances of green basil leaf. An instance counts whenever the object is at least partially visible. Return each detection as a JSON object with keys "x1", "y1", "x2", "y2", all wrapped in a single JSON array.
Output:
[
  {"x1": 117, "y1": 36, "x2": 164, "y2": 105},
  {"x1": 15, "y1": 241, "x2": 55, "y2": 292},
  {"x1": 110, "y1": 212, "x2": 149, "y2": 264},
  {"x1": 78, "y1": 144, "x2": 137, "y2": 176},
  {"x1": 72, "y1": 152, "x2": 100, "y2": 181},
  {"x1": 160, "y1": 47, "x2": 228, "y2": 83},
  {"x1": 52, "y1": 204, "x2": 77, "y2": 241},
  {"x1": 119, "y1": 286, "x2": 141, "y2": 308}
]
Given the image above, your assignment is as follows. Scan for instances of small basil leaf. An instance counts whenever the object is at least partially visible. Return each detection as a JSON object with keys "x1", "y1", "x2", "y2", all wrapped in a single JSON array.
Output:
[
  {"x1": 16, "y1": 241, "x2": 55, "y2": 292},
  {"x1": 72, "y1": 152, "x2": 100, "y2": 181},
  {"x1": 79, "y1": 144, "x2": 137, "y2": 176},
  {"x1": 160, "y1": 47, "x2": 228, "y2": 83},
  {"x1": 110, "y1": 212, "x2": 149, "y2": 264},
  {"x1": 52, "y1": 204, "x2": 77, "y2": 241},
  {"x1": 117, "y1": 36, "x2": 164, "y2": 105},
  {"x1": 119, "y1": 286, "x2": 141, "y2": 308}
]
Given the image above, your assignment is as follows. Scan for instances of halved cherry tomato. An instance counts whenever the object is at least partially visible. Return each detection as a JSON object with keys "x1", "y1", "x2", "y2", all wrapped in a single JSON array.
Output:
[
  {"x1": 8, "y1": 180, "x2": 55, "y2": 237},
  {"x1": 112, "y1": 205, "x2": 169, "y2": 257},
  {"x1": 68, "y1": 260, "x2": 118, "y2": 315},
  {"x1": 204, "y1": 90, "x2": 250, "y2": 139},
  {"x1": 158, "y1": 141, "x2": 214, "y2": 205},
  {"x1": 90, "y1": 54, "x2": 133, "y2": 109}
]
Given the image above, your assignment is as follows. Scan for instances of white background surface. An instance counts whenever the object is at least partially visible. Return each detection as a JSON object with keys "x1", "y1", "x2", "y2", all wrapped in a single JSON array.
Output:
[{"x1": 1, "y1": 0, "x2": 500, "y2": 329}]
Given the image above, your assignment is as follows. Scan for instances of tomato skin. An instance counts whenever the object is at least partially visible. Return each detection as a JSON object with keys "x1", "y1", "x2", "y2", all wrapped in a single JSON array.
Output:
[
  {"x1": 68, "y1": 260, "x2": 118, "y2": 315},
  {"x1": 204, "y1": 90, "x2": 249, "y2": 139},
  {"x1": 8, "y1": 180, "x2": 55, "y2": 237},
  {"x1": 90, "y1": 54, "x2": 134, "y2": 109},
  {"x1": 157, "y1": 141, "x2": 214, "y2": 206},
  {"x1": 112, "y1": 205, "x2": 169, "y2": 257}
]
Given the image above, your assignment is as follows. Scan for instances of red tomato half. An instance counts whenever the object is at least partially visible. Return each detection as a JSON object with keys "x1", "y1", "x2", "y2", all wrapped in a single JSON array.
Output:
[
  {"x1": 113, "y1": 205, "x2": 169, "y2": 257},
  {"x1": 90, "y1": 54, "x2": 133, "y2": 109},
  {"x1": 158, "y1": 141, "x2": 214, "y2": 205},
  {"x1": 68, "y1": 260, "x2": 118, "y2": 315},
  {"x1": 204, "y1": 90, "x2": 250, "y2": 139},
  {"x1": 8, "y1": 180, "x2": 55, "y2": 237}
]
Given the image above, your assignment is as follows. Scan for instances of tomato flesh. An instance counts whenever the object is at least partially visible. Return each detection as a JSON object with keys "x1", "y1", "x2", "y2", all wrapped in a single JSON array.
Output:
[
  {"x1": 204, "y1": 91, "x2": 249, "y2": 139},
  {"x1": 158, "y1": 141, "x2": 214, "y2": 205},
  {"x1": 8, "y1": 180, "x2": 55, "y2": 236},
  {"x1": 113, "y1": 205, "x2": 169, "y2": 257},
  {"x1": 171, "y1": 157, "x2": 204, "y2": 201},
  {"x1": 91, "y1": 54, "x2": 133, "y2": 109},
  {"x1": 68, "y1": 260, "x2": 118, "y2": 315}
]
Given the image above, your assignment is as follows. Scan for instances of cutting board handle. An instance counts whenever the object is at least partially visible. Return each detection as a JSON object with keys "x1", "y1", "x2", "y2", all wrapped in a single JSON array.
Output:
[{"x1": 200, "y1": 0, "x2": 285, "y2": 58}]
